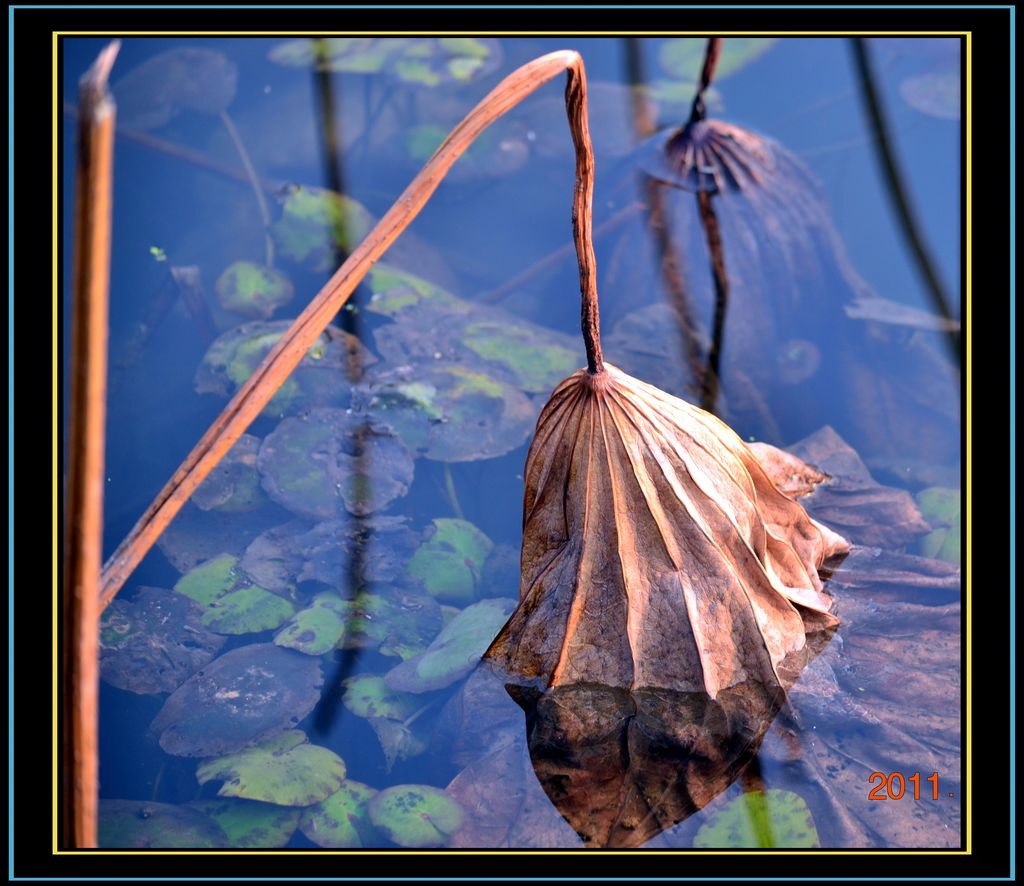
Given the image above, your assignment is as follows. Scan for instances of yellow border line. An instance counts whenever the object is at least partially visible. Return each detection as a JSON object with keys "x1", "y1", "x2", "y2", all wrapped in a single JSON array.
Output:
[{"x1": 52, "y1": 30, "x2": 971, "y2": 858}]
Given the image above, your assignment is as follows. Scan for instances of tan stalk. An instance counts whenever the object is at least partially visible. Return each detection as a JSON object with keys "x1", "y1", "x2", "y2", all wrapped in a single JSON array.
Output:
[{"x1": 99, "y1": 50, "x2": 598, "y2": 609}]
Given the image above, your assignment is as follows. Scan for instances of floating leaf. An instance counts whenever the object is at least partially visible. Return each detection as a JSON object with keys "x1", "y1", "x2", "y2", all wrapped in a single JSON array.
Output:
[
  {"x1": 241, "y1": 516, "x2": 419, "y2": 595},
  {"x1": 406, "y1": 519, "x2": 494, "y2": 605},
  {"x1": 100, "y1": 587, "x2": 225, "y2": 694},
  {"x1": 156, "y1": 503, "x2": 283, "y2": 574},
  {"x1": 693, "y1": 790, "x2": 820, "y2": 848},
  {"x1": 340, "y1": 591, "x2": 444, "y2": 661},
  {"x1": 484, "y1": 364, "x2": 847, "y2": 699},
  {"x1": 112, "y1": 47, "x2": 238, "y2": 130},
  {"x1": 658, "y1": 38, "x2": 777, "y2": 82},
  {"x1": 268, "y1": 37, "x2": 501, "y2": 87},
  {"x1": 195, "y1": 320, "x2": 375, "y2": 418},
  {"x1": 193, "y1": 434, "x2": 267, "y2": 513},
  {"x1": 299, "y1": 781, "x2": 378, "y2": 848},
  {"x1": 215, "y1": 261, "x2": 294, "y2": 319},
  {"x1": 149, "y1": 644, "x2": 323, "y2": 757},
  {"x1": 368, "y1": 786, "x2": 464, "y2": 848},
  {"x1": 196, "y1": 729, "x2": 347, "y2": 807},
  {"x1": 188, "y1": 799, "x2": 300, "y2": 848},
  {"x1": 173, "y1": 553, "x2": 294, "y2": 634},
  {"x1": 257, "y1": 408, "x2": 415, "y2": 519},
  {"x1": 270, "y1": 185, "x2": 374, "y2": 271},
  {"x1": 900, "y1": 70, "x2": 959, "y2": 120},
  {"x1": 99, "y1": 800, "x2": 228, "y2": 849},
  {"x1": 365, "y1": 264, "x2": 581, "y2": 394},
  {"x1": 385, "y1": 598, "x2": 516, "y2": 693},
  {"x1": 342, "y1": 674, "x2": 420, "y2": 722},
  {"x1": 275, "y1": 593, "x2": 350, "y2": 655},
  {"x1": 915, "y1": 487, "x2": 960, "y2": 564},
  {"x1": 358, "y1": 364, "x2": 536, "y2": 463},
  {"x1": 342, "y1": 675, "x2": 430, "y2": 768}
]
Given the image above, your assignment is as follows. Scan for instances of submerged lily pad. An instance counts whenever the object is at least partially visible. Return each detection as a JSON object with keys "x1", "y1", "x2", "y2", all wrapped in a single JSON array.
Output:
[
  {"x1": 112, "y1": 47, "x2": 238, "y2": 131},
  {"x1": 658, "y1": 37, "x2": 778, "y2": 82},
  {"x1": 299, "y1": 780, "x2": 378, "y2": 848},
  {"x1": 270, "y1": 185, "x2": 374, "y2": 272},
  {"x1": 915, "y1": 487, "x2": 960, "y2": 563},
  {"x1": 195, "y1": 320, "x2": 375, "y2": 418},
  {"x1": 196, "y1": 729, "x2": 347, "y2": 807},
  {"x1": 157, "y1": 503, "x2": 283, "y2": 574},
  {"x1": 215, "y1": 261, "x2": 294, "y2": 319},
  {"x1": 149, "y1": 644, "x2": 323, "y2": 757},
  {"x1": 193, "y1": 434, "x2": 267, "y2": 513},
  {"x1": 275, "y1": 593, "x2": 350, "y2": 655},
  {"x1": 100, "y1": 587, "x2": 225, "y2": 694},
  {"x1": 693, "y1": 790, "x2": 820, "y2": 848},
  {"x1": 342, "y1": 675, "x2": 430, "y2": 769},
  {"x1": 173, "y1": 553, "x2": 295, "y2": 634},
  {"x1": 406, "y1": 519, "x2": 494, "y2": 605},
  {"x1": 357, "y1": 365, "x2": 536, "y2": 462},
  {"x1": 366, "y1": 264, "x2": 581, "y2": 394},
  {"x1": 385, "y1": 598, "x2": 516, "y2": 693},
  {"x1": 241, "y1": 516, "x2": 419, "y2": 595},
  {"x1": 257, "y1": 408, "x2": 415, "y2": 519},
  {"x1": 368, "y1": 785, "x2": 464, "y2": 848},
  {"x1": 268, "y1": 37, "x2": 501, "y2": 87},
  {"x1": 99, "y1": 799, "x2": 229, "y2": 849},
  {"x1": 188, "y1": 798, "x2": 300, "y2": 848},
  {"x1": 339, "y1": 590, "x2": 444, "y2": 661}
]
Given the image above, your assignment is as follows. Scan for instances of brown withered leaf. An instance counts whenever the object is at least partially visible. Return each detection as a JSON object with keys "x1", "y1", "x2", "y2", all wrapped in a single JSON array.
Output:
[{"x1": 484, "y1": 363, "x2": 848, "y2": 699}]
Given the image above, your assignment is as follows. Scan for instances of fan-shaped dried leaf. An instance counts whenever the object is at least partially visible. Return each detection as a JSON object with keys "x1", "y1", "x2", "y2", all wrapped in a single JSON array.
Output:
[{"x1": 485, "y1": 364, "x2": 847, "y2": 699}]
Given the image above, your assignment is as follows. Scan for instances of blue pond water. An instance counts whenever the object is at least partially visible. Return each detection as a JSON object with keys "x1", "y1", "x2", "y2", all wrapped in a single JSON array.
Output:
[{"x1": 62, "y1": 36, "x2": 962, "y2": 849}]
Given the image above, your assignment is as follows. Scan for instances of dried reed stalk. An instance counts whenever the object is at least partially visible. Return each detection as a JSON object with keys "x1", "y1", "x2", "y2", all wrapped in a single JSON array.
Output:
[
  {"x1": 99, "y1": 50, "x2": 597, "y2": 608},
  {"x1": 62, "y1": 40, "x2": 119, "y2": 849}
]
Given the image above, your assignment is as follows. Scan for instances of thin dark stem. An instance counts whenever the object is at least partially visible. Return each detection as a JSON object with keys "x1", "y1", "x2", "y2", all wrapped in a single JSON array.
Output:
[
  {"x1": 565, "y1": 65, "x2": 604, "y2": 374},
  {"x1": 697, "y1": 190, "x2": 730, "y2": 412},
  {"x1": 218, "y1": 109, "x2": 275, "y2": 267},
  {"x1": 849, "y1": 38, "x2": 959, "y2": 360},
  {"x1": 689, "y1": 37, "x2": 723, "y2": 124}
]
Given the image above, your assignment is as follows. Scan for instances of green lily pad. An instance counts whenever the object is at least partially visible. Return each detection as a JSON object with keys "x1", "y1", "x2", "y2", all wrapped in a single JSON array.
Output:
[
  {"x1": 188, "y1": 798, "x2": 300, "y2": 848},
  {"x1": 365, "y1": 264, "x2": 581, "y2": 394},
  {"x1": 195, "y1": 320, "x2": 375, "y2": 418},
  {"x1": 396, "y1": 122, "x2": 529, "y2": 184},
  {"x1": 299, "y1": 780, "x2": 378, "y2": 848},
  {"x1": 275, "y1": 593, "x2": 350, "y2": 655},
  {"x1": 342, "y1": 674, "x2": 420, "y2": 721},
  {"x1": 658, "y1": 38, "x2": 778, "y2": 82},
  {"x1": 100, "y1": 587, "x2": 225, "y2": 695},
  {"x1": 215, "y1": 261, "x2": 294, "y2": 319},
  {"x1": 268, "y1": 37, "x2": 501, "y2": 88},
  {"x1": 173, "y1": 553, "x2": 295, "y2": 634},
  {"x1": 99, "y1": 800, "x2": 229, "y2": 848},
  {"x1": 385, "y1": 598, "x2": 516, "y2": 693},
  {"x1": 241, "y1": 516, "x2": 419, "y2": 595},
  {"x1": 193, "y1": 434, "x2": 267, "y2": 513},
  {"x1": 358, "y1": 365, "x2": 537, "y2": 463},
  {"x1": 901, "y1": 70, "x2": 959, "y2": 121},
  {"x1": 257, "y1": 408, "x2": 415, "y2": 518},
  {"x1": 112, "y1": 47, "x2": 238, "y2": 131},
  {"x1": 197, "y1": 729, "x2": 347, "y2": 807},
  {"x1": 339, "y1": 590, "x2": 444, "y2": 661},
  {"x1": 915, "y1": 487, "x2": 961, "y2": 563},
  {"x1": 406, "y1": 519, "x2": 494, "y2": 605},
  {"x1": 368, "y1": 785, "x2": 464, "y2": 848},
  {"x1": 270, "y1": 185, "x2": 374, "y2": 272},
  {"x1": 149, "y1": 644, "x2": 323, "y2": 757},
  {"x1": 693, "y1": 789, "x2": 820, "y2": 848}
]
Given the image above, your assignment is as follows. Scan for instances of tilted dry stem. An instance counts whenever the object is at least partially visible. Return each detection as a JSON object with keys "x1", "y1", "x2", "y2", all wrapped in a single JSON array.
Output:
[
  {"x1": 63, "y1": 40, "x2": 119, "y2": 849},
  {"x1": 99, "y1": 50, "x2": 598, "y2": 608}
]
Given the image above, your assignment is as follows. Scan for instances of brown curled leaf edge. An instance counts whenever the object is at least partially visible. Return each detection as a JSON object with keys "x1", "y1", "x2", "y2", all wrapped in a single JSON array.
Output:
[{"x1": 484, "y1": 362, "x2": 849, "y2": 699}]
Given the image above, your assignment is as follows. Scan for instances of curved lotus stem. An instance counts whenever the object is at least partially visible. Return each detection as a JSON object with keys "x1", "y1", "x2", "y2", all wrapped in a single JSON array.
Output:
[{"x1": 99, "y1": 50, "x2": 600, "y2": 608}]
